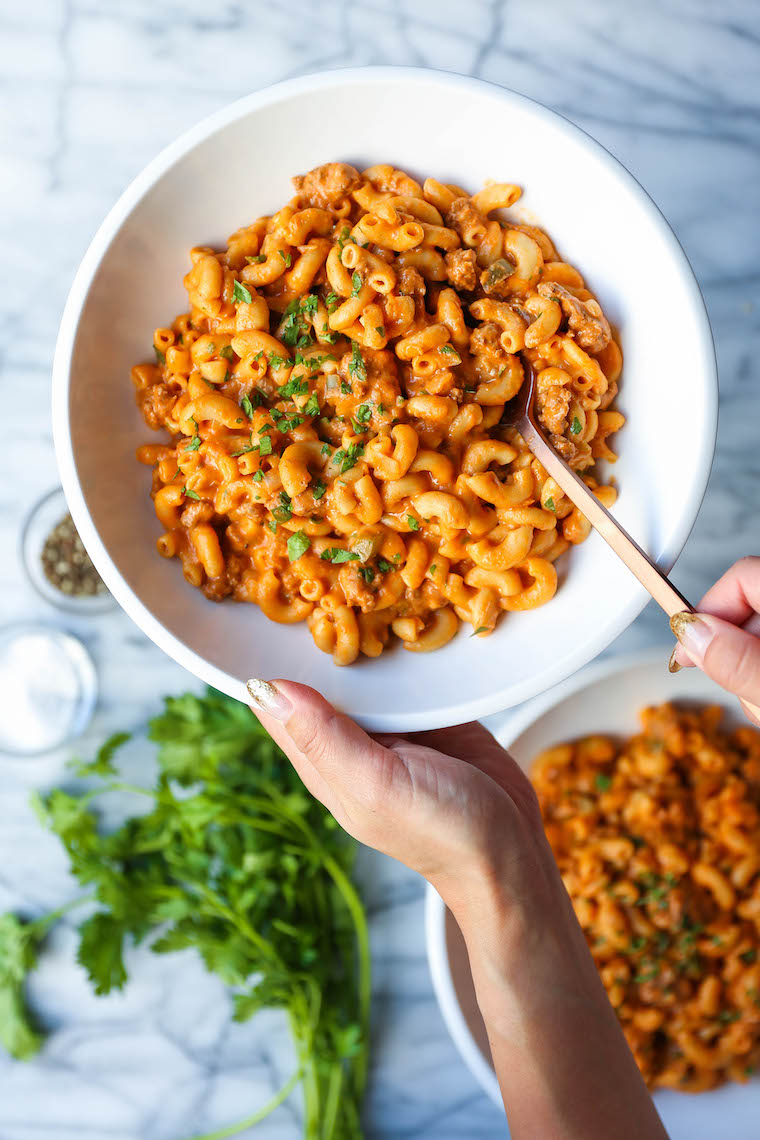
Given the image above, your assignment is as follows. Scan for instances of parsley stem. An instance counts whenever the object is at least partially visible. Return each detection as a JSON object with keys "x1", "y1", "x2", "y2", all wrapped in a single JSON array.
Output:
[{"x1": 189, "y1": 1066, "x2": 303, "y2": 1140}]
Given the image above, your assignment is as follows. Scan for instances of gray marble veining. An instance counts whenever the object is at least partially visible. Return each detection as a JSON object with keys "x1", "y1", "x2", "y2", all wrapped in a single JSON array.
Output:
[{"x1": 1, "y1": 0, "x2": 759, "y2": 1136}]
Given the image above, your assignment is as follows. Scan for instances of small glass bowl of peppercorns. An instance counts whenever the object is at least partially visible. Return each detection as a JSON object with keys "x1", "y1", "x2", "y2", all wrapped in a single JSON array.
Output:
[{"x1": 21, "y1": 487, "x2": 116, "y2": 614}]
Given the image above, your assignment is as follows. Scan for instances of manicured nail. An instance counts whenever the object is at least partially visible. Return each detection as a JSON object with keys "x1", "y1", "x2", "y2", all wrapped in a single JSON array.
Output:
[
  {"x1": 669, "y1": 612, "x2": 714, "y2": 664},
  {"x1": 246, "y1": 679, "x2": 292, "y2": 722},
  {"x1": 668, "y1": 646, "x2": 682, "y2": 673}
]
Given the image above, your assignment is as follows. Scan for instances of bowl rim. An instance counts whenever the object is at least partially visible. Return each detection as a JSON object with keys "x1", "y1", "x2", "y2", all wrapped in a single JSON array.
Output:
[
  {"x1": 52, "y1": 67, "x2": 718, "y2": 728},
  {"x1": 425, "y1": 643, "x2": 687, "y2": 1108}
]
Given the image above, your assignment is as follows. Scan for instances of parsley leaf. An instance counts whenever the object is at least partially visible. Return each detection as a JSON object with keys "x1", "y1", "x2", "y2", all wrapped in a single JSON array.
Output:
[
  {"x1": 312, "y1": 479, "x2": 327, "y2": 501},
  {"x1": 278, "y1": 377, "x2": 309, "y2": 399},
  {"x1": 182, "y1": 487, "x2": 201, "y2": 500},
  {"x1": 232, "y1": 280, "x2": 252, "y2": 304},
  {"x1": 154, "y1": 347, "x2": 166, "y2": 366},
  {"x1": 303, "y1": 394, "x2": 320, "y2": 417},
  {"x1": 278, "y1": 249, "x2": 292, "y2": 268},
  {"x1": 184, "y1": 434, "x2": 201, "y2": 452},
  {"x1": 348, "y1": 342, "x2": 366, "y2": 384},
  {"x1": 407, "y1": 516, "x2": 420, "y2": 531},
  {"x1": 377, "y1": 558, "x2": 392, "y2": 573},
  {"x1": 258, "y1": 435, "x2": 273, "y2": 457},
  {"x1": 320, "y1": 549, "x2": 360, "y2": 564},
  {"x1": 354, "y1": 403, "x2": 372, "y2": 425},
  {"x1": 219, "y1": 344, "x2": 235, "y2": 361},
  {"x1": 351, "y1": 271, "x2": 362, "y2": 298},
  {"x1": 571, "y1": 416, "x2": 582, "y2": 436},
  {"x1": 287, "y1": 531, "x2": 311, "y2": 562},
  {"x1": 595, "y1": 773, "x2": 612, "y2": 792},
  {"x1": 545, "y1": 497, "x2": 556, "y2": 512},
  {"x1": 240, "y1": 394, "x2": 255, "y2": 419},
  {"x1": 333, "y1": 443, "x2": 364, "y2": 474}
]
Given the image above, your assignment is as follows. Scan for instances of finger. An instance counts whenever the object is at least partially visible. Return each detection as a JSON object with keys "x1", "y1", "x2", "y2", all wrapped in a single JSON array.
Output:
[
  {"x1": 672, "y1": 612, "x2": 760, "y2": 669},
  {"x1": 670, "y1": 558, "x2": 760, "y2": 670},
  {"x1": 247, "y1": 678, "x2": 407, "y2": 824},
  {"x1": 695, "y1": 556, "x2": 760, "y2": 624},
  {"x1": 671, "y1": 612, "x2": 760, "y2": 711},
  {"x1": 246, "y1": 695, "x2": 343, "y2": 821}
]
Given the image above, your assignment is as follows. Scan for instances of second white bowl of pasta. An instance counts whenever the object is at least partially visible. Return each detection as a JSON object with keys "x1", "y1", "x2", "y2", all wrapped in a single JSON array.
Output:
[{"x1": 53, "y1": 68, "x2": 717, "y2": 730}]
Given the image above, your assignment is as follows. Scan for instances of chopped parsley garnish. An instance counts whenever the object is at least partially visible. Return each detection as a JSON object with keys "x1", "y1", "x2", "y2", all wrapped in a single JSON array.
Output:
[
  {"x1": 278, "y1": 249, "x2": 292, "y2": 268},
  {"x1": 571, "y1": 416, "x2": 582, "y2": 435},
  {"x1": 348, "y1": 342, "x2": 366, "y2": 384},
  {"x1": 267, "y1": 520, "x2": 277, "y2": 534},
  {"x1": 278, "y1": 377, "x2": 309, "y2": 398},
  {"x1": 219, "y1": 344, "x2": 235, "y2": 361},
  {"x1": 321, "y1": 443, "x2": 332, "y2": 457},
  {"x1": 287, "y1": 531, "x2": 311, "y2": 562},
  {"x1": 333, "y1": 443, "x2": 364, "y2": 474},
  {"x1": 407, "y1": 516, "x2": 420, "y2": 531},
  {"x1": 245, "y1": 253, "x2": 266, "y2": 263},
  {"x1": 154, "y1": 347, "x2": 166, "y2": 365},
  {"x1": 358, "y1": 566, "x2": 375, "y2": 584},
  {"x1": 377, "y1": 559, "x2": 392, "y2": 573},
  {"x1": 375, "y1": 326, "x2": 385, "y2": 338},
  {"x1": 184, "y1": 435, "x2": 201, "y2": 452},
  {"x1": 440, "y1": 344, "x2": 460, "y2": 360},
  {"x1": 320, "y1": 549, "x2": 359, "y2": 564},
  {"x1": 270, "y1": 492, "x2": 293, "y2": 524},
  {"x1": 340, "y1": 380, "x2": 352, "y2": 395},
  {"x1": 470, "y1": 627, "x2": 488, "y2": 637},
  {"x1": 303, "y1": 394, "x2": 320, "y2": 417},
  {"x1": 258, "y1": 435, "x2": 273, "y2": 457},
  {"x1": 337, "y1": 227, "x2": 351, "y2": 252},
  {"x1": 240, "y1": 394, "x2": 255, "y2": 419},
  {"x1": 354, "y1": 403, "x2": 372, "y2": 425},
  {"x1": 252, "y1": 470, "x2": 264, "y2": 483},
  {"x1": 182, "y1": 487, "x2": 200, "y2": 500},
  {"x1": 595, "y1": 773, "x2": 612, "y2": 792},
  {"x1": 429, "y1": 563, "x2": 437, "y2": 574},
  {"x1": 232, "y1": 280, "x2": 252, "y2": 304},
  {"x1": 312, "y1": 479, "x2": 327, "y2": 501},
  {"x1": 351, "y1": 271, "x2": 362, "y2": 298},
  {"x1": 267, "y1": 353, "x2": 288, "y2": 371},
  {"x1": 280, "y1": 295, "x2": 316, "y2": 350},
  {"x1": 545, "y1": 497, "x2": 556, "y2": 512},
  {"x1": 325, "y1": 291, "x2": 339, "y2": 312},
  {"x1": 740, "y1": 949, "x2": 758, "y2": 965}
]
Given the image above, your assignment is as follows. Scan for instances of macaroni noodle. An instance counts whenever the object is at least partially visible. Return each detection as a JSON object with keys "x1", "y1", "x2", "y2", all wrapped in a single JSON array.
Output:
[
  {"x1": 532, "y1": 703, "x2": 760, "y2": 1091},
  {"x1": 132, "y1": 163, "x2": 623, "y2": 664}
]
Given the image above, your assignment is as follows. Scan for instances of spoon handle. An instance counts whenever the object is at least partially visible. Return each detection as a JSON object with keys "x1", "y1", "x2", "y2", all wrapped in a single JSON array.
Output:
[{"x1": 519, "y1": 416, "x2": 694, "y2": 620}]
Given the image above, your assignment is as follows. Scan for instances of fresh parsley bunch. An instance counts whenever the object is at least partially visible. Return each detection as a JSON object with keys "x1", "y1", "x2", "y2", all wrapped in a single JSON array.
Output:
[{"x1": 0, "y1": 689, "x2": 371, "y2": 1140}]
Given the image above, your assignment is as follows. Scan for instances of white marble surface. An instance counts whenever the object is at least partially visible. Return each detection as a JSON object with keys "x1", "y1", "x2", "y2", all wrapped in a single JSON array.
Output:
[{"x1": 2, "y1": 0, "x2": 760, "y2": 1136}]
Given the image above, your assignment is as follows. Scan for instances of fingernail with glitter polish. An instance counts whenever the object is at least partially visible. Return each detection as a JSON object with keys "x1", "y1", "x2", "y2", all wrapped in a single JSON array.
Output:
[
  {"x1": 667, "y1": 646, "x2": 682, "y2": 674},
  {"x1": 669, "y1": 612, "x2": 714, "y2": 664},
  {"x1": 246, "y1": 679, "x2": 293, "y2": 722}
]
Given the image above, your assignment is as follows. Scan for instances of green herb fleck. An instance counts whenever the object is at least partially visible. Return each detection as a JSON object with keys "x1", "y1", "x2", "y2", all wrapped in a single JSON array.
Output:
[{"x1": 287, "y1": 531, "x2": 311, "y2": 562}]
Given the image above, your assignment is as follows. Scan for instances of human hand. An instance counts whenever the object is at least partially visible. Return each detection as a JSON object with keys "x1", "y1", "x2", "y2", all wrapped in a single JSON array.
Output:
[
  {"x1": 670, "y1": 556, "x2": 760, "y2": 725},
  {"x1": 244, "y1": 677, "x2": 563, "y2": 947},
  {"x1": 246, "y1": 677, "x2": 668, "y2": 1140}
]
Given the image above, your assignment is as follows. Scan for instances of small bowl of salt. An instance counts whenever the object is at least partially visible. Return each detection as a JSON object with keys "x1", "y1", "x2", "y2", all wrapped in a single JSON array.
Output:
[{"x1": 0, "y1": 623, "x2": 98, "y2": 756}]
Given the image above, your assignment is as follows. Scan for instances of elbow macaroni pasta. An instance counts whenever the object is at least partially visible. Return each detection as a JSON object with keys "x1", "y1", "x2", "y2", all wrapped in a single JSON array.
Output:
[
  {"x1": 132, "y1": 162, "x2": 623, "y2": 665},
  {"x1": 532, "y1": 703, "x2": 760, "y2": 1091}
]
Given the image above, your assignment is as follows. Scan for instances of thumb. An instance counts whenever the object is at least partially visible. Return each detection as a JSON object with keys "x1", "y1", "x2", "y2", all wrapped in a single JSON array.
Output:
[
  {"x1": 245, "y1": 677, "x2": 388, "y2": 812},
  {"x1": 671, "y1": 612, "x2": 760, "y2": 721}
]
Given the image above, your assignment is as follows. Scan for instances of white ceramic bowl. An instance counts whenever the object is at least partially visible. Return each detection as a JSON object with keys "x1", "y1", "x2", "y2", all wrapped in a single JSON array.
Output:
[
  {"x1": 53, "y1": 68, "x2": 717, "y2": 731},
  {"x1": 426, "y1": 648, "x2": 760, "y2": 1138}
]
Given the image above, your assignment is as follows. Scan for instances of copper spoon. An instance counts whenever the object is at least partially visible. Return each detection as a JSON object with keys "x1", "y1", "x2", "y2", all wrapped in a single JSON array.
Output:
[
  {"x1": 499, "y1": 366, "x2": 760, "y2": 720},
  {"x1": 498, "y1": 363, "x2": 694, "y2": 620}
]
